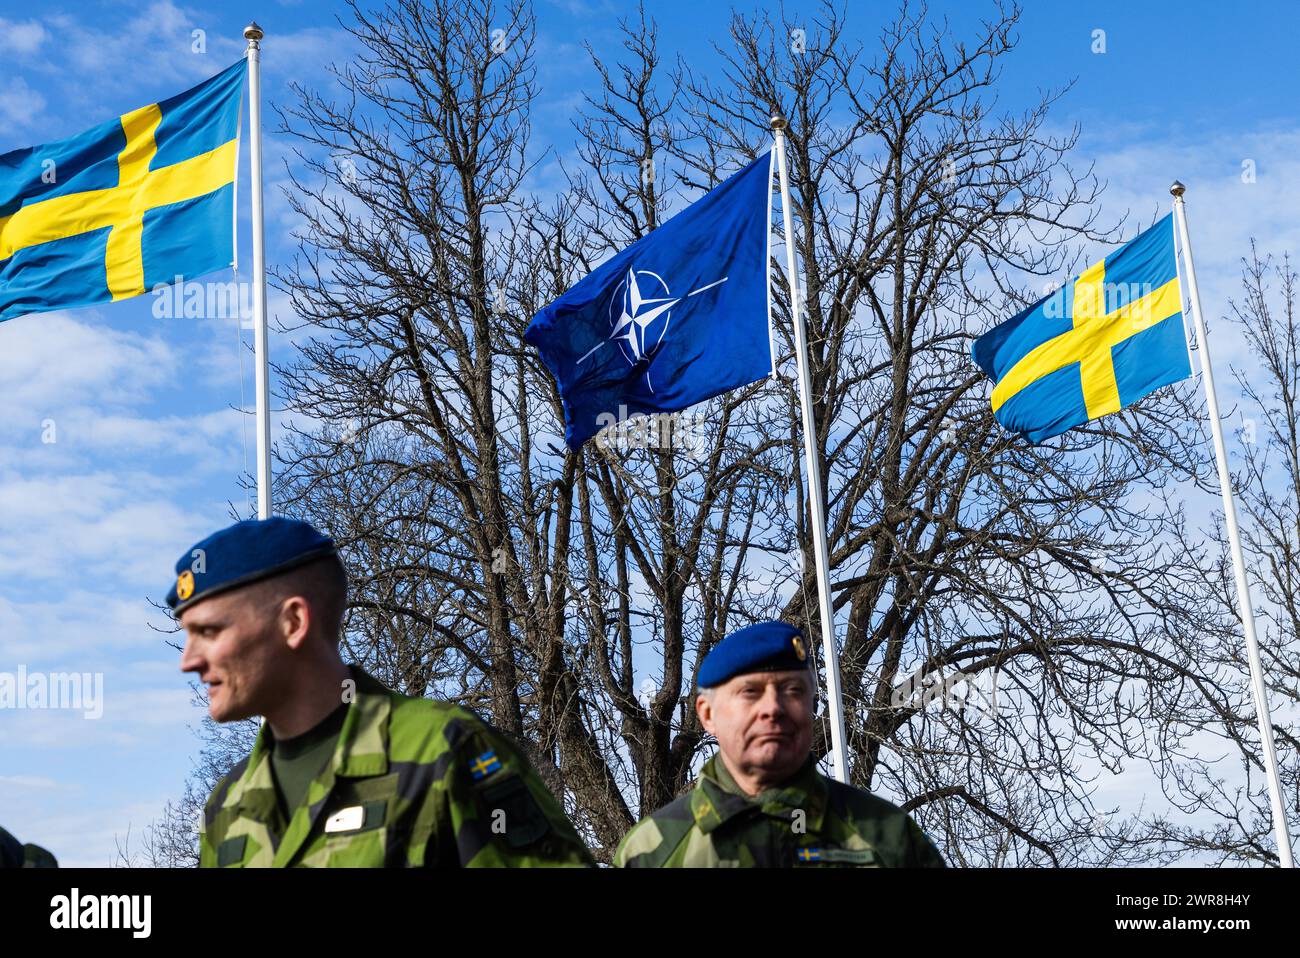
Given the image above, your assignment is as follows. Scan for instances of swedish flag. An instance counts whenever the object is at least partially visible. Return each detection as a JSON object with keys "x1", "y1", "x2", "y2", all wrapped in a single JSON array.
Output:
[
  {"x1": 469, "y1": 751, "x2": 501, "y2": 781},
  {"x1": 0, "y1": 59, "x2": 246, "y2": 324},
  {"x1": 972, "y1": 214, "x2": 1191, "y2": 442}
]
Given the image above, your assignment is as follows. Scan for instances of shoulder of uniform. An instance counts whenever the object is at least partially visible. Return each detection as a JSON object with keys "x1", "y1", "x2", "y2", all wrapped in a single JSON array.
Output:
[
  {"x1": 826, "y1": 779, "x2": 920, "y2": 831},
  {"x1": 381, "y1": 687, "x2": 518, "y2": 768},
  {"x1": 824, "y1": 777, "x2": 913, "y2": 820},
  {"x1": 615, "y1": 792, "x2": 697, "y2": 867},
  {"x1": 384, "y1": 685, "x2": 476, "y2": 727},
  {"x1": 350, "y1": 670, "x2": 462, "y2": 729},
  {"x1": 823, "y1": 777, "x2": 946, "y2": 866},
  {"x1": 389, "y1": 691, "x2": 490, "y2": 739}
]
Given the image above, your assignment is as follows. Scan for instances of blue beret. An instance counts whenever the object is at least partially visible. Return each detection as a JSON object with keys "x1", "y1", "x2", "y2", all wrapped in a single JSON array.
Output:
[
  {"x1": 166, "y1": 517, "x2": 337, "y2": 615},
  {"x1": 698, "y1": 620, "x2": 811, "y2": 688}
]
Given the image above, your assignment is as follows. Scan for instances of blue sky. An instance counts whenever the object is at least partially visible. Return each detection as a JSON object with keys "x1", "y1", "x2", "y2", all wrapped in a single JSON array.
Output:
[{"x1": 1, "y1": 0, "x2": 1297, "y2": 865}]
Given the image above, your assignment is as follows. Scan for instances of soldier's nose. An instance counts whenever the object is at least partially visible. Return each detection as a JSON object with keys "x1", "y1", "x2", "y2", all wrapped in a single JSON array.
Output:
[
  {"x1": 179, "y1": 637, "x2": 203, "y2": 673},
  {"x1": 758, "y1": 687, "x2": 785, "y2": 716}
]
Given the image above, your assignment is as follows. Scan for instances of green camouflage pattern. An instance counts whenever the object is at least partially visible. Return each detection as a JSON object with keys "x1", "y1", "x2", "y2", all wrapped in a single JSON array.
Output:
[
  {"x1": 614, "y1": 753, "x2": 946, "y2": 867},
  {"x1": 200, "y1": 666, "x2": 593, "y2": 867},
  {"x1": 0, "y1": 825, "x2": 57, "y2": 867}
]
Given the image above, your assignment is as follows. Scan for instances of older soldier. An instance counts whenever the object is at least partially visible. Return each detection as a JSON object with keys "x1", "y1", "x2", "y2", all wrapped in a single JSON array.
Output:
[
  {"x1": 172, "y1": 517, "x2": 592, "y2": 867},
  {"x1": 614, "y1": 620, "x2": 946, "y2": 867}
]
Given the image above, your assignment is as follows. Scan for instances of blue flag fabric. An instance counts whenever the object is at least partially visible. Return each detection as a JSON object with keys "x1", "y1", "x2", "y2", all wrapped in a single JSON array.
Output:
[
  {"x1": 526, "y1": 152, "x2": 775, "y2": 449},
  {"x1": 0, "y1": 59, "x2": 246, "y2": 324},
  {"x1": 971, "y1": 213, "x2": 1191, "y2": 443}
]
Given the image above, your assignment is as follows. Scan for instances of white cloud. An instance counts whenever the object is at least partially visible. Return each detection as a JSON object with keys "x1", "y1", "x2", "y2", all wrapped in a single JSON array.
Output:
[
  {"x1": 43, "y1": 2, "x2": 233, "y2": 89},
  {"x1": 0, "y1": 690, "x2": 194, "y2": 750},
  {"x1": 0, "y1": 469, "x2": 226, "y2": 586},
  {"x1": 0, "y1": 17, "x2": 48, "y2": 55},
  {"x1": 0, "y1": 590, "x2": 177, "y2": 661},
  {"x1": 0, "y1": 312, "x2": 175, "y2": 411},
  {"x1": 0, "y1": 76, "x2": 47, "y2": 128},
  {"x1": 543, "y1": 0, "x2": 625, "y2": 20},
  {"x1": 21, "y1": 6, "x2": 348, "y2": 131},
  {"x1": 54, "y1": 408, "x2": 243, "y2": 458},
  {"x1": 1085, "y1": 125, "x2": 1300, "y2": 375},
  {"x1": 0, "y1": 788, "x2": 182, "y2": 868},
  {"x1": 0, "y1": 774, "x2": 57, "y2": 788},
  {"x1": 0, "y1": 309, "x2": 253, "y2": 486}
]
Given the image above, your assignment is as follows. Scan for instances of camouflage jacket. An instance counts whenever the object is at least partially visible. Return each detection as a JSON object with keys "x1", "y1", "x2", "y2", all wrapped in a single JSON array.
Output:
[
  {"x1": 200, "y1": 666, "x2": 593, "y2": 867},
  {"x1": 0, "y1": 826, "x2": 57, "y2": 867},
  {"x1": 614, "y1": 753, "x2": 946, "y2": 867}
]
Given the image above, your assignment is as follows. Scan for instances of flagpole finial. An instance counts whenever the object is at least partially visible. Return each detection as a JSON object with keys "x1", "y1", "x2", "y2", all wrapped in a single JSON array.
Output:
[
  {"x1": 1170, "y1": 180, "x2": 1186, "y2": 198},
  {"x1": 244, "y1": 22, "x2": 264, "y2": 43},
  {"x1": 770, "y1": 114, "x2": 788, "y2": 133}
]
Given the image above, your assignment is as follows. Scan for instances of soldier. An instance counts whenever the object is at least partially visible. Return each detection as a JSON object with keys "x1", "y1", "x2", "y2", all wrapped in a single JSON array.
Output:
[
  {"x1": 0, "y1": 825, "x2": 57, "y2": 867},
  {"x1": 614, "y1": 620, "x2": 946, "y2": 867},
  {"x1": 171, "y1": 516, "x2": 592, "y2": 867}
]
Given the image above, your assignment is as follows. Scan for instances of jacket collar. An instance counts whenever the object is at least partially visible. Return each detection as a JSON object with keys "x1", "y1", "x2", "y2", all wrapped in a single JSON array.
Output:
[
  {"x1": 332, "y1": 665, "x2": 392, "y2": 778},
  {"x1": 689, "y1": 752, "x2": 830, "y2": 835},
  {"x1": 221, "y1": 664, "x2": 392, "y2": 865}
]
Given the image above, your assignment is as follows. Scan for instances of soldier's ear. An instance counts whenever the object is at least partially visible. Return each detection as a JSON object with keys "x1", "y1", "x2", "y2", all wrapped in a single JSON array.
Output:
[
  {"x1": 695, "y1": 693, "x2": 714, "y2": 733},
  {"x1": 277, "y1": 595, "x2": 313, "y2": 650}
]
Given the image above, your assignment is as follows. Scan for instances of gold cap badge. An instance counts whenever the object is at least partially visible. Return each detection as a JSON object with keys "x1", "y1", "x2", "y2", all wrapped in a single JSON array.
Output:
[
  {"x1": 177, "y1": 570, "x2": 195, "y2": 601},
  {"x1": 792, "y1": 636, "x2": 807, "y2": 661}
]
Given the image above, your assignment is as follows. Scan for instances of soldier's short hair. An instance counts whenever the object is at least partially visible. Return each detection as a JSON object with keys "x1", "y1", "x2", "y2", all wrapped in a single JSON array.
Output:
[{"x1": 254, "y1": 553, "x2": 349, "y2": 644}]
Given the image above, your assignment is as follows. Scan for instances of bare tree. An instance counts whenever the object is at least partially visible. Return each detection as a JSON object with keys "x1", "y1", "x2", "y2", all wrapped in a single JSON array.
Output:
[
  {"x1": 271, "y1": 0, "x2": 634, "y2": 854},
  {"x1": 1132, "y1": 243, "x2": 1300, "y2": 866},
  {"x1": 562, "y1": 0, "x2": 1230, "y2": 865},
  {"x1": 147, "y1": 0, "x2": 1261, "y2": 867},
  {"x1": 115, "y1": 684, "x2": 259, "y2": 867}
]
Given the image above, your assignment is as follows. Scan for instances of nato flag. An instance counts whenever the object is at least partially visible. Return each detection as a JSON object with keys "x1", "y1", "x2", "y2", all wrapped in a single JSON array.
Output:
[{"x1": 526, "y1": 152, "x2": 774, "y2": 449}]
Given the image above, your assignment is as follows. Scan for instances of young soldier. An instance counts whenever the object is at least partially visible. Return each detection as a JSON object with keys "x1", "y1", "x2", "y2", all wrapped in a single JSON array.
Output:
[{"x1": 172, "y1": 517, "x2": 592, "y2": 867}]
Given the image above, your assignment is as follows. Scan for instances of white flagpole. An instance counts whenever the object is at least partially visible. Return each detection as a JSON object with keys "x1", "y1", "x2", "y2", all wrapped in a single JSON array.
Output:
[
  {"x1": 244, "y1": 23, "x2": 273, "y2": 519},
  {"x1": 772, "y1": 115, "x2": 849, "y2": 783},
  {"x1": 1172, "y1": 180, "x2": 1295, "y2": 868}
]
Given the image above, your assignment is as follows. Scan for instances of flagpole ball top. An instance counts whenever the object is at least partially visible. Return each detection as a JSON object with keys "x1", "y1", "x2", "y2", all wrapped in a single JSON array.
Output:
[
  {"x1": 243, "y1": 22, "x2": 264, "y2": 42},
  {"x1": 770, "y1": 114, "x2": 788, "y2": 132},
  {"x1": 1170, "y1": 180, "x2": 1186, "y2": 197}
]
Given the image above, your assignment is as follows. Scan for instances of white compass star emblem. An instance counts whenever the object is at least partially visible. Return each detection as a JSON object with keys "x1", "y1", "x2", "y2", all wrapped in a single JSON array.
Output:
[
  {"x1": 611, "y1": 268, "x2": 679, "y2": 364},
  {"x1": 576, "y1": 266, "x2": 729, "y2": 394}
]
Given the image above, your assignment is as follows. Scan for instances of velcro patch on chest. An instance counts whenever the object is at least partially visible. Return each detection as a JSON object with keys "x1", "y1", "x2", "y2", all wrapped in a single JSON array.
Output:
[{"x1": 217, "y1": 834, "x2": 248, "y2": 867}]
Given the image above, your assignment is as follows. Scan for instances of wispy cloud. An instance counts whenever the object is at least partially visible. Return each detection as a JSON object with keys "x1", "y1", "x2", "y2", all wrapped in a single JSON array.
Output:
[
  {"x1": 1085, "y1": 124, "x2": 1300, "y2": 374},
  {"x1": 0, "y1": 17, "x2": 49, "y2": 56},
  {"x1": 0, "y1": 469, "x2": 224, "y2": 587},
  {"x1": 9, "y1": 3, "x2": 351, "y2": 140},
  {"x1": 0, "y1": 76, "x2": 48, "y2": 129},
  {"x1": 0, "y1": 312, "x2": 175, "y2": 410}
]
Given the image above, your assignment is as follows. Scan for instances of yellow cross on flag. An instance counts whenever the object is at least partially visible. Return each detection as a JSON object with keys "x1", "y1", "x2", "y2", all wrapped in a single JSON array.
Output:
[
  {"x1": 0, "y1": 59, "x2": 246, "y2": 323},
  {"x1": 973, "y1": 214, "x2": 1191, "y2": 442}
]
